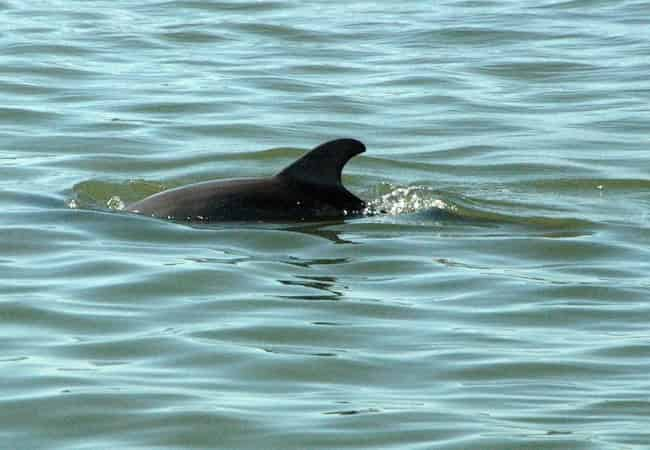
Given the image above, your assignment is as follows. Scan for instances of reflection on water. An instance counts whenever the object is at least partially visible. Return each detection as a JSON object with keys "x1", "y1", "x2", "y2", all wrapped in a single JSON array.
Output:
[
  {"x1": 285, "y1": 222, "x2": 355, "y2": 245},
  {"x1": 278, "y1": 275, "x2": 344, "y2": 301}
]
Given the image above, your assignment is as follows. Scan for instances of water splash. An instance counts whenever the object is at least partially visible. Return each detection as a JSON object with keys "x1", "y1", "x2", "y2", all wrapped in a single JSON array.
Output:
[
  {"x1": 366, "y1": 185, "x2": 456, "y2": 216},
  {"x1": 106, "y1": 196, "x2": 125, "y2": 211}
]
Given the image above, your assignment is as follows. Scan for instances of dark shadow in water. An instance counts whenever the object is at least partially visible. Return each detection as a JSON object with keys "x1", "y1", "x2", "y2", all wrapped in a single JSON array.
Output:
[
  {"x1": 284, "y1": 220, "x2": 355, "y2": 244},
  {"x1": 184, "y1": 218, "x2": 359, "y2": 245},
  {"x1": 323, "y1": 408, "x2": 381, "y2": 416},
  {"x1": 262, "y1": 347, "x2": 339, "y2": 357},
  {"x1": 276, "y1": 275, "x2": 345, "y2": 301},
  {"x1": 281, "y1": 255, "x2": 349, "y2": 269}
]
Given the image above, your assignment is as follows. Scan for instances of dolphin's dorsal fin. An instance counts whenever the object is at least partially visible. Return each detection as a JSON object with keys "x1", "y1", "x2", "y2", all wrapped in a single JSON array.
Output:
[
  {"x1": 277, "y1": 138, "x2": 366, "y2": 211},
  {"x1": 278, "y1": 138, "x2": 365, "y2": 188}
]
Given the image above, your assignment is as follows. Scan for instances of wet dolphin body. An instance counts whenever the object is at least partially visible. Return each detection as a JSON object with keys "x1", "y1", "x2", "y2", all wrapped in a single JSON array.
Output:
[{"x1": 126, "y1": 138, "x2": 366, "y2": 221}]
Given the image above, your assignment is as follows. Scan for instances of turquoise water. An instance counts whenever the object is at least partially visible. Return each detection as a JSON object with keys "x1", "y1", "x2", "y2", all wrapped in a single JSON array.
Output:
[{"x1": 2, "y1": 1, "x2": 650, "y2": 448}]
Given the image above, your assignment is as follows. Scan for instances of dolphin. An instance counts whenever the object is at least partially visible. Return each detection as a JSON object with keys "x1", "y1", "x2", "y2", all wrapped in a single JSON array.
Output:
[{"x1": 126, "y1": 138, "x2": 366, "y2": 222}]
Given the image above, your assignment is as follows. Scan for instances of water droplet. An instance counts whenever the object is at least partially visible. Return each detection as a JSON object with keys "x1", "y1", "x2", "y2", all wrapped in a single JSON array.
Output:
[{"x1": 106, "y1": 196, "x2": 125, "y2": 210}]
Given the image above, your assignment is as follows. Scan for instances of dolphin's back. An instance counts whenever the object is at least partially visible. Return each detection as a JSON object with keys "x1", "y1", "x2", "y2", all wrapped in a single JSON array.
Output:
[{"x1": 126, "y1": 139, "x2": 366, "y2": 222}]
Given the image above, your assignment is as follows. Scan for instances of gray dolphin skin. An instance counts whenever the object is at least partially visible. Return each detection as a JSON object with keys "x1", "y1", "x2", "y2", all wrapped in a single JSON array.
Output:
[{"x1": 126, "y1": 138, "x2": 366, "y2": 222}]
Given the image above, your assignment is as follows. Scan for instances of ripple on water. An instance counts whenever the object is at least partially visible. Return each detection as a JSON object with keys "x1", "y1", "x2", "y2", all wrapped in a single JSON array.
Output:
[{"x1": 2, "y1": 1, "x2": 650, "y2": 449}]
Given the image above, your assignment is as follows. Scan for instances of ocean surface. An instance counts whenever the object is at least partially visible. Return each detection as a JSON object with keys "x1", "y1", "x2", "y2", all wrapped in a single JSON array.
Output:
[{"x1": 2, "y1": 1, "x2": 650, "y2": 449}]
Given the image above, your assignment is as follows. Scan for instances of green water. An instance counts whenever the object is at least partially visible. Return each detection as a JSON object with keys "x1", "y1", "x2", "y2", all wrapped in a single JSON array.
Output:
[{"x1": 2, "y1": 1, "x2": 650, "y2": 449}]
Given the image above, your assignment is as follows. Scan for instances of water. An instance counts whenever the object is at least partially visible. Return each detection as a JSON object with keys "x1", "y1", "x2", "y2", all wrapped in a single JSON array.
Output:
[{"x1": 2, "y1": 1, "x2": 650, "y2": 448}]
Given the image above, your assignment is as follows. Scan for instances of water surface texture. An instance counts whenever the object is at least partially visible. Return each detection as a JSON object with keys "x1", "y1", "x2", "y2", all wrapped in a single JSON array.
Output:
[{"x1": 2, "y1": 1, "x2": 650, "y2": 449}]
